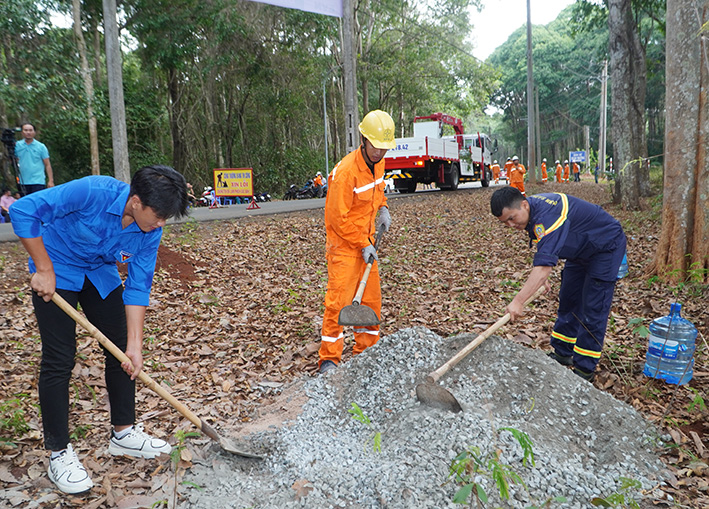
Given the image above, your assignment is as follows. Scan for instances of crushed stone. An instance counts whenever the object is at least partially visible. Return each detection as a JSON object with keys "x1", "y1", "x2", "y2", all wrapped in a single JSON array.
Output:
[{"x1": 180, "y1": 327, "x2": 669, "y2": 508}]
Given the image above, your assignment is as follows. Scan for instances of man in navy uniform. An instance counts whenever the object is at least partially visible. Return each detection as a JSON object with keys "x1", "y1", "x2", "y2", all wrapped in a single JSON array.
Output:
[{"x1": 490, "y1": 186, "x2": 626, "y2": 381}]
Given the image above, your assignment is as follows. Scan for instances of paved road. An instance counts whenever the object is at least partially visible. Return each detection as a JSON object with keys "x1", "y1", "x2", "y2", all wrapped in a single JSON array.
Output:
[{"x1": 0, "y1": 181, "x2": 496, "y2": 243}]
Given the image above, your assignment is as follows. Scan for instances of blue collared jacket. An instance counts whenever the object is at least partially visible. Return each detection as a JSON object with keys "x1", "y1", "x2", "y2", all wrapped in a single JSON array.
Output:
[{"x1": 9, "y1": 176, "x2": 162, "y2": 306}]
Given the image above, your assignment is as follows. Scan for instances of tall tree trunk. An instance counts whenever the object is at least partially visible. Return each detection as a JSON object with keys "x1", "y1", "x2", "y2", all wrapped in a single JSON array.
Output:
[
  {"x1": 91, "y1": 19, "x2": 103, "y2": 89},
  {"x1": 609, "y1": 0, "x2": 648, "y2": 209},
  {"x1": 103, "y1": 0, "x2": 130, "y2": 182},
  {"x1": 651, "y1": 0, "x2": 709, "y2": 283},
  {"x1": 72, "y1": 0, "x2": 100, "y2": 175},
  {"x1": 167, "y1": 67, "x2": 186, "y2": 175}
]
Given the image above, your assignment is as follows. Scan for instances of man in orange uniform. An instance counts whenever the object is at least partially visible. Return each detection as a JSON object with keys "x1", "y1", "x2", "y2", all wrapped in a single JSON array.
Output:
[
  {"x1": 509, "y1": 155, "x2": 526, "y2": 196},
  {"x1": 572, "y1": 162, "x2": 580, "y2": 182},
  {"x1": 503, "y1": 157, "x2": 513, "y2": 182},
  {"x1": 563, "y1": 160, "x2": 570, "y2": 183},
  {"x1": 555, "y1": 160, "x2": 563, "y2": 182},
  {"x1": 491, "y1": 160, "x2": 501, "y2": 184},
  {"x1": 319, "y1": 110, "x2": 395, "y2": 374},
  {"x1": 541, "y1": 158, "x2": 548, "y2": 183}
]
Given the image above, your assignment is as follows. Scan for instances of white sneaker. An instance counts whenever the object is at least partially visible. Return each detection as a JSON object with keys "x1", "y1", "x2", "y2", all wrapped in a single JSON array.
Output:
[
  {"x1": 47, "y1": 444, "x2": 94, "y2": 494},
  {"x1": 108, "y1": 423, "x2": 172, "y2": 459}
]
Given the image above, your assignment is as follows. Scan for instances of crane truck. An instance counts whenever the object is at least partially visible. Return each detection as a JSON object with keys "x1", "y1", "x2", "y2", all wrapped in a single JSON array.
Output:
[{"x1": 383, "y1": 113, "x2": 495, "y2": 193}]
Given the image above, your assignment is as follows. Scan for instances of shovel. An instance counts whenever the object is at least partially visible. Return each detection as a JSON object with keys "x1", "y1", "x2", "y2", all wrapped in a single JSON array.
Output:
[
  {"x1": 415, "y1": 286, "x2": 546, "y2": 413},
  {"x1": 50, "y1": 292, "x2": 262, "y2": 458},
  {"x1": 338, "y1": 229, "x2": 384, "y2": 327}
]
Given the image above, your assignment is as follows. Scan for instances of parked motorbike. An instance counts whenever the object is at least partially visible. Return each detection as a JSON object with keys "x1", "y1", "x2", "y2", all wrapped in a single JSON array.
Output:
[
  {"x1": 284, "y1": 184, "x2": 298, "y2": 200},
  {"x1": 296, "y1": 180, "x2": 316, "y2": 199}
]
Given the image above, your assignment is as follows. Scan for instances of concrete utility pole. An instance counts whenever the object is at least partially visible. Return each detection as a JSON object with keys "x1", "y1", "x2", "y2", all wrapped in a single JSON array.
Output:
[
  {"x1": 342, "y1": 0, "x2": 359, "y2": 154},
  {"x1": 584, "y1": 125, "x2": 590, "y2": 173},
  {"x1": 526, "y1": 0, "x2": 536, "y2": 183},
  {"x1": 599, "y1": 60, "x2": 608, "y2": 176},
  {"x1": 103, "y1": 0, "x2": 130, "y2": 182},
  {"x1": 535, "y1": 85, "x2": 541, "y2": 174}
]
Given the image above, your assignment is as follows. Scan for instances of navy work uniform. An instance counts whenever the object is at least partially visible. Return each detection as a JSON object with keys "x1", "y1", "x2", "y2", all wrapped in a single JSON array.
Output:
[{"x1": 525, "y1": 193, "x2": 626, "y2": 373}]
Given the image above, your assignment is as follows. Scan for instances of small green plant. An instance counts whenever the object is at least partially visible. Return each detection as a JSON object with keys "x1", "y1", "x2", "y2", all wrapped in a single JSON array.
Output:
[
  {"x1": 449, "y1": 428, "x2": 535, "y2": 507},
  {"x1": 0, "y1": 396, "x2": 31, "y2": 446},
  {"x1": 70, "y1": 424, "x2": 92, "y2": 441},
  {"x1": 449, "y1": 445, "x2": 523, "y2": 505},
  {"x1": 348, "y1": 402, "x2": 382, "y2": 453},
  {"x1": 687, "y1": 388, "x2": 707, "y2": 413},
  {"x1": 168, "y1": 429, "x2": 202, "y2": 507},
  {"x1": 627, "y1": 318, "x2": 649, "y2": 339},
  {"x1": 591, "y1": 476, "x2": 642, "y2": 508}
]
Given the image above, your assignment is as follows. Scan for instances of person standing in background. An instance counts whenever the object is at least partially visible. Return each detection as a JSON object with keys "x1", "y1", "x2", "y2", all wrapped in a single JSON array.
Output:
[
  {"x1": 491, "y1": 160, "x2": 501, "y2": 184},
  {"x1": 541, "y1": 158, "x2": 548, "y2": 184},
  {"x1": 15, "y1": 123, "x2": 54, "y2": 196},
  {"x1": 508, "y1": 155, "x2": 526, "y2": 196}
]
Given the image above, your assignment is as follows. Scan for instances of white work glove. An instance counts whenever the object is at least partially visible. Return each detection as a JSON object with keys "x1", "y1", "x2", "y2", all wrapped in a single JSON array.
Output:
[
  {"x1": 362, "y1": 244, "x2": 378, "y2": 264},
  {"x1": 376, "y1": 206, "x2": 391, "y2": 232}
]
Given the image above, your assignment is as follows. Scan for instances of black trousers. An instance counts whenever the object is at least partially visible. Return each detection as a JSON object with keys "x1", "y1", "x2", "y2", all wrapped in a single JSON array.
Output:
[{"x1": 33, "y1": 278, "x2": 135, "y2": 451}]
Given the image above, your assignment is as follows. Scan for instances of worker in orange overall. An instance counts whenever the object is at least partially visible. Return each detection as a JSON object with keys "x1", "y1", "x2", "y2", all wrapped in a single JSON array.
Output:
[
  {"x1": 508, "y1": 155, "x2": 526, "y2": 196},
  {"x1": 491, "y1": 160, "x2": 501, "y2": 184},
  {"x1": 504, "y1": 157, "x2": 513, "y2": 182},
  {"x1": 572, "y1": 162, "x2": 580, "y2": 182},
  {"x1": 563, "y1": 160, "x2": 570, "y2": 183},
  {"x1": 555, "y1": 160, "x2": 563, "y2": 182},
  {"x1": 318, "y1": 110, "x2": 394, "y2": 374},
  {"x1": 541, "y1": 158, "x2": 548, "y2": 183}
]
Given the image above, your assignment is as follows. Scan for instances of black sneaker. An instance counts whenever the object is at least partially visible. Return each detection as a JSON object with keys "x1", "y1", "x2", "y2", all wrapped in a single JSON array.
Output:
[
  {"x1": 573, "y1": 367, "x2": 596, "y2": 382},
  {"x1": 319, "y1": 360, "x2": 337, "y2": 374},
  {"x1": 547, "y1": 351, "x2": 573, "y2": 366}
]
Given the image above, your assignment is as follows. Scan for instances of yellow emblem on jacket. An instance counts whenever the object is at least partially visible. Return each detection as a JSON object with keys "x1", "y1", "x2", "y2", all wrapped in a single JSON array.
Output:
[{"x1": 534, "y1": 223, "x2": 545, "y2": 241}]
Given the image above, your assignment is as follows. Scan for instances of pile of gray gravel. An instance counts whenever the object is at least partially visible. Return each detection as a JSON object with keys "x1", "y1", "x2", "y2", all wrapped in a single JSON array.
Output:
[{"x1": 181, "y1": 327, "x2": 669, "y2": 508}]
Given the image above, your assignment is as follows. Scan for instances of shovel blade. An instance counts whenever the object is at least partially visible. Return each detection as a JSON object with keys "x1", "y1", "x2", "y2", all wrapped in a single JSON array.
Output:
[
  {"x1": 415, "y1": 382, "x2": 463, "y2": 413},
  {"x1": 338, "y1": 303, "x2": 381, "y2": 326}
]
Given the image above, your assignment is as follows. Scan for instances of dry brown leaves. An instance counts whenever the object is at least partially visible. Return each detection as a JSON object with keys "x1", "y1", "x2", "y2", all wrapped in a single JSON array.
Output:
[{"x1": 1, "y1": 179, "x2": 708, "y2": 507}]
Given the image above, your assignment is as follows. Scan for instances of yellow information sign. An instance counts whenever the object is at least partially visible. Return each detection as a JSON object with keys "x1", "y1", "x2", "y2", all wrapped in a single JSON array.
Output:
[{"x1": 213, "y1": 168, "x2": 253, "y2": 197}]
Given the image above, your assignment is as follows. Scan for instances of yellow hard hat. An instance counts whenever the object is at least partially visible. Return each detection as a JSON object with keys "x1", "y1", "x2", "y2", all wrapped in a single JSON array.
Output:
[{"x1": 359, "y1": 110, "x2": 396, "y2": 149}]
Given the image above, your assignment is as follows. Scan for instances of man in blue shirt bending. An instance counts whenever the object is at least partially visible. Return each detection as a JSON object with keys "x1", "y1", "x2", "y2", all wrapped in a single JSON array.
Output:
[
  {"x1": 10, "y1": 166, "x2": 189, "y2": 495},
  {"x1": 15, "y1": 123, "x2": 54, "y2": 195},
  {"x1": 490, "y1": 186, "x2": 626, "y2": 383}
]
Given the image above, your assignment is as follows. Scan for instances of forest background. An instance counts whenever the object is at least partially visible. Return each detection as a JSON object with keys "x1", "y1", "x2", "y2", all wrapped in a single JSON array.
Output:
[{"x1": 0, "y1": 0, "x2": 666, "y2": 196}]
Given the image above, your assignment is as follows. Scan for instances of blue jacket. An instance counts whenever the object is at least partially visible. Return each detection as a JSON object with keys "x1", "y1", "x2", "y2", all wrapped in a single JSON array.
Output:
[
  {"x1": 9, "y1": 176, "x2": 162, "y2": 306},
  {"x1": 525, "y1": 193, "x2": 625, "y2": 281}
]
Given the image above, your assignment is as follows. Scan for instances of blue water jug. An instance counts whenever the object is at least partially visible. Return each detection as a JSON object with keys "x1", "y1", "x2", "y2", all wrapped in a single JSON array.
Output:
[
  {"x1": 617, "y1": 251, "x2": 628, "y2": 279},
  {"x1": 642, "y1": 303, "x2": 697, "y2": 385}
]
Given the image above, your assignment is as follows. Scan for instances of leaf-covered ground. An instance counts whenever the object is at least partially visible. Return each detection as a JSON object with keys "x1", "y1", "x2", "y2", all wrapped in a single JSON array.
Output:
[{"x1": 1, "y1": 179, "x2": 708, "y2": 508}]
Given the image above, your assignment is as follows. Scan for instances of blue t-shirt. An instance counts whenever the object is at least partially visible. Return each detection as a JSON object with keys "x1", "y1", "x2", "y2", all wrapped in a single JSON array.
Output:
[
  {"x1": 15, "y1": 139, "x2": 50, "y2": 185},
  {"x1": 525, "y1": 193, "x2": 625, "y2": 280},
  {"x1": 9, "y1": 176, "x2": 162, "y2": 306}
]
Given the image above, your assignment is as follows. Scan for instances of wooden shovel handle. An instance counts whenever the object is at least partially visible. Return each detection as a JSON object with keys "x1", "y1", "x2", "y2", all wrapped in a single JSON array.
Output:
[
  {"x1": 352, "y1": 229, "x2": 384, "y2": 305},
  {"x1": 426, "y1": 285, "x2": 546, "y2": 384},
  {"x1": 51, "y1": 292, "x2": 204, "y2": 432}
]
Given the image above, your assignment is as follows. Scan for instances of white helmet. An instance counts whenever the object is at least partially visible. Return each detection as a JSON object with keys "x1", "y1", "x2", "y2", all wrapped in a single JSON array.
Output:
[
  {"x1": 512, "y1": 155, "x2": 519, "y2": 162},
  {"x1": 542, "y1": 158, "x2": 547, "y2": 162},
  {"x1": 493, "y1": 160, "x2": 498, "y2": 164}
]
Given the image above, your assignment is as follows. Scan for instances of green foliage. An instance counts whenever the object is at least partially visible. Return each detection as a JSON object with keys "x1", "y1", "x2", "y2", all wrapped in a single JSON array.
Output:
[
  {"x1": 591, "y1": 476, "x2": 642, "y2": 508},
  {"x1": 70, "y1": 424, "x2": 92, "y2": 441},
  {"x1": 687, "y1": 388, "x2": 707, "y2": 414},
  {"x1": 627, "y1": 318, "x2": 649, "y2": 339},
  {"x1": 348, "y1": 403, "x2": 382, "y2": 453},
  {"x1": 0, "y1": 395, "x2": 31, "y2": 446},
  {"x1": 449, "y1": 427, "x2": 540, "y2": 506}
]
